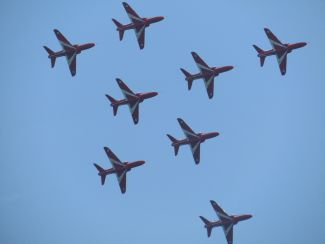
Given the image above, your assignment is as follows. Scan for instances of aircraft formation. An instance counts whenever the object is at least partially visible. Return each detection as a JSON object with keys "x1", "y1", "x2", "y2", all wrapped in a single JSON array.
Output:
[{"x1": 43, "y1": 2, "x2": 307, "y2": 244}]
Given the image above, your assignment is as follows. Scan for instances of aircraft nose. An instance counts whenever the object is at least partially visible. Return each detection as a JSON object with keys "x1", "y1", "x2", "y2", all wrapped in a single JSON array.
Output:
[
  {"x1": 227, "y1": 66, "x2": 234, "y2": 71},
  {"x1": 301, "y1": 42, "x2": 307, "y2": 47},
  {"x1": 212, "y1": 132, "x2": 220, "y2": 137},
  {"x1": 90, "y1": 43, "x2": 95, "y2": 48},
  {"x1": 158, "y1": 16, "x2": 164, "y2": 21}
]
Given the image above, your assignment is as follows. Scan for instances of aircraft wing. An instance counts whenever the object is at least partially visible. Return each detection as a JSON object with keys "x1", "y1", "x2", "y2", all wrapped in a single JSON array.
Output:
[
  {"x1": 177, "y1": 118, "x2": 199, "y2": 140},
  {"x1": 116, "y1": 78, "x2": 138, "y2": 101},
  {"x1": 134, "y1": 25, "x2": 146, "y2": 49},
  {"x1": 264, "y1": 28, "x2": 286, "y2": 53},
  {"x1": 189, "y1": 140, "x2": 201, "y2": 164},
  {"x1": 191, "y1": 52, "x2": 213, "y2": 75},
  {"x1": 210, "y1": 200, "x2": 232, "y2": 222},
  {"x1": 127, "y1": 100, "x2": 140, "y2": 124},
  {"x1": 104, "y1": 147, "x2": 125, "y2": 170},
  {"x1": 116, "y1": 169, "x2": 127, "y2": 193},
  {"x1": 275, "y1": 51, "x2": 287, "y2": 75},
  {"x1": 65, "y1": 52, "x2": 77, "y2": 76},
  {"x1": 203, "y1": 75, "x2": 215, "y2": 99},
  {"x1": 122, "y1": 2, "x2": 144, "y2": 24},
  {"x1": 222, "y1": 223, "x2": 234, "y2": 244},
  {"x1": 54, "y1": 29, "x2": 75, "y2": 52}
]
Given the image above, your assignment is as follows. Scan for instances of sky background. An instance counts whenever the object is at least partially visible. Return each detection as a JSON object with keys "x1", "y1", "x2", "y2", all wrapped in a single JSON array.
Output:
[{"x1": 1, "y1": 0, "x2": 325, "y2": 243}]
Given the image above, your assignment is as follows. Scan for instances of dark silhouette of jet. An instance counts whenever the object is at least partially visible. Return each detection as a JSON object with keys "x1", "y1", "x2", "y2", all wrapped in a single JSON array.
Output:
[
  {"x1": 200, "y1": 201, "x2": 252, "y2": 244},
  {"x1": 112, "y1": 2, "x2": 164, "y2": 49},
  {"x1": 167, "y1": 118, "x2": 219, "y2": 164},
  {"x1": 106, "y1": 78, "x2": 158, "y2": 125},
  {"x1": 180, "y1": 52, "x2": 233, "y2": 99},
  {"x1": 94, "y1": 147, "x2": 145, "y2": 194},
  {"x1": 43, "y1": 29, "x2": 95, "y2": 76},
  {"x1": 253, "y1": 28, "x2": 307, "y2": 75}
]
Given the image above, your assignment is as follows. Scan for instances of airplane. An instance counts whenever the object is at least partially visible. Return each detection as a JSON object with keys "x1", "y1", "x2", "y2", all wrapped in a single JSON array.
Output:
[
  {"x1": 253, "y1": 28, "x2": 307, "y2": 75},
  {"x1": 167, "y1": 118, "x2": 219, "y2": 164},
  {"x1": 43, "y1": 29, "x2": 95, "y2": 76},
  {"x1": 93, "y1": 147, "x2": 145, "y2": 194},
  {"x1": 112, "y1": 2, "x2": 164, "y2": 49},
  {"x1": 106, "y1": 78, "x2": 158, "y2": 124},
  {"x1": 180, "y1": 52, "x2": 233, "y2": 99},
  {"x1": 199, "y1": 200, "x2": 252, "y2": 244}
]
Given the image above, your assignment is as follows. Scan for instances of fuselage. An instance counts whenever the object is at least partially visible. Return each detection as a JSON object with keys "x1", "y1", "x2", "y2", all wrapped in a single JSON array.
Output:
[
  {"x1": 258, "y1": 42, "x2": 306, "y2": 57},
  {"x1": 206, "y1": 214, "x2": 252, "y2": 228},
  {"x1": 174, "y1": 132, "x2": 219, "y2": 146},
  {"x1": 113, "y1": 92, "x2": 158, "y2": 106},
  {"x1": 187, "y1": 66, "x2": 234, "y2": 81},
  {"x1": 121, "y1": 16, "x2": 164, "y2": 30},
  {"x1": 98, "y1": 160, "x2": 145, "y2": 177},
  {"x1": 49, "y1": 43, "x2": 95, "y2": 58}
]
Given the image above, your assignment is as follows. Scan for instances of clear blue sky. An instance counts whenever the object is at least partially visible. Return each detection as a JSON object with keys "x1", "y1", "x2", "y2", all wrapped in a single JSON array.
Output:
[{"x1": 1, "y1": 0, "x2": 325, "y2": 243}]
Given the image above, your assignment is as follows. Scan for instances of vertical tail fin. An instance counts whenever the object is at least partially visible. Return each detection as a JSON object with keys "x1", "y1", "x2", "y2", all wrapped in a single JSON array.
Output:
[
  {"x1": 112, "y1": 19, "x2": 125, "y2": 41},
  {"x1": 180, "y1": 68, "x2": 193, "y2": 90},
  {"x1": 252, "y1": 45, "x2": 266, "y2": 67},
  {"x1": 199, "y1": 216, "x2": 213, "y2": 237},
  {"x1": 105, "y1": 95, "x2": 119, "y2": 116},
  {"x1": 167, "y1": 134, "x2": 180, "y2": 156},
  {"x1": 43, "y1": 46, "x2": 56, "y2": 68},
  {"x1": 93, "y1": 163, "x2": 106, "y2": 185}
]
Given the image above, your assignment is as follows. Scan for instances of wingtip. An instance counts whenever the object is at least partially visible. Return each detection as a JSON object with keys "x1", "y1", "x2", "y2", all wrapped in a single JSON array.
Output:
[{"x1": 264, "y1": 27, "x2": 270, "y2": 33}]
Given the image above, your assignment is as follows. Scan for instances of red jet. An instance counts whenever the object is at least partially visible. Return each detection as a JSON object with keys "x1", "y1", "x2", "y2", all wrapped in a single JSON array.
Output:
[
  {"x1": 93, "y1": 147, "x2": 145, "y2": 194},
  {"x1": 180, "y1": 52, "x2": 233, "y2": 99},
  {"x1": 253, "y1": 28, "x2": 307, "y2": 75},
  {"x1": 43, "y1": 29, "x2": 95, "y2": 76},
  {"x1": 106, "y1": 78, "x2": 158, "y2": 125},
  {"x1": 200, "y1": 201, "x2": 252, "y2": 244},
  {"x1": 167, "y1": 118, "x2": 219, "y2": 164},
  {"x1": 112, "y1": 2, "x2": 164, "y2": 49}
]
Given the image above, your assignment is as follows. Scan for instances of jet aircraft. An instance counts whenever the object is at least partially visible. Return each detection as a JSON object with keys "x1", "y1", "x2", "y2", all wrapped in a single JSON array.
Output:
[
  {"x1": 93, "y1": 147, "x2": 145, "y2": 194},
  {"x1": 200, "y1": 200, "x2": 252, "y2": 244},
  {"x1": 112, "y1": 2, "x2": 164, "y2": 49},
  {"x1": 167, "y1": 118, "x2": 219, "y2": 164},
  {"x1": 180, "y1": 52, "x2": 233, "y2": 99},
  {"x1": 43, "y1": 29, "x2": 95, "y2": 76},
  {"x1": 106, "y1": 78, "x2": 158, "y2": 124},
  {"x1": 253, "y1": 28, "x2": 307, "y2": 75}
]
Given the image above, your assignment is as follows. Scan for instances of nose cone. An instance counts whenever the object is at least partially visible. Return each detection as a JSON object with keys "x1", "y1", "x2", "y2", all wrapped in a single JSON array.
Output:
[
  {"x1": 89, "y1": 43, "x2": 95, "y2": 48},
  {"x1": 211, "y1": 132, "x2": 220, "y2": 138},
  {"x1": 137, "y1": 160, "x2": 145, "y2": 166},
  {"x1": 156, "y1": 16, "x2": 164, "y2": 22},
  {"x1": 225, "y1": 66, "x2": 234, "y2": 71},
  {"x1": 301, "y1": 42, "x2": 307, "y2": 47},
  {"x1": 245, "y1": 214, "x2": 253, "y2": 220}
]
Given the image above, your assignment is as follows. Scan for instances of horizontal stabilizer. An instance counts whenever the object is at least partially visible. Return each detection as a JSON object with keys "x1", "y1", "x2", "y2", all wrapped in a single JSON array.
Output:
[
  {"x1": 105, "y1": 95, "x2": 118, "y2": 116},
  {"x1": 180, "y1": 68, "x2": 193, "y2": 90},
  {"x1": 93, "y1": 163, "x2": 106, "y2": 185},
  {"x1": 199, "y1": 216, "x2": 212, "y2": 237},
  {"x1": 167, "y1": 134, "x2": 180, "y2": 155},
  {"x1": 253, "y1": 45, "x2": 266, "y2": 67},
  {"x1": 112, "y1": 18, "x2": 125, "y2": 41},
  {"x1": 43, "y1": 46, "x2": 56, "y2": 68}
]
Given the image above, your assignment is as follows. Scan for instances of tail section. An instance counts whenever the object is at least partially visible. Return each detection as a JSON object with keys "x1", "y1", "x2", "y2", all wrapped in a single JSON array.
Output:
[
  {"x1": 199, "y1": 216, "x2": 213, "y2": 237},
  {"x1": 112, "y1": 19, "x2": 125, "y2": 41},
  {"x1": 252, "y1": 45, "x2": 266, "y2": 67},
  {"x1": 167, "y1": 134, "x2": 180, "y2": 156},
  {"x1": 180, "y1": 68, "x2": 193, "y2": 90},
  {"x1": 105, "y1": 95, "x2": 119, "y2": 116},
  {"x1": 43, "y1": 46, "x2": 56, "y2": 68},
  {"x1": 93, "y1": 163, "x2": 107, "y2": 185}
]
